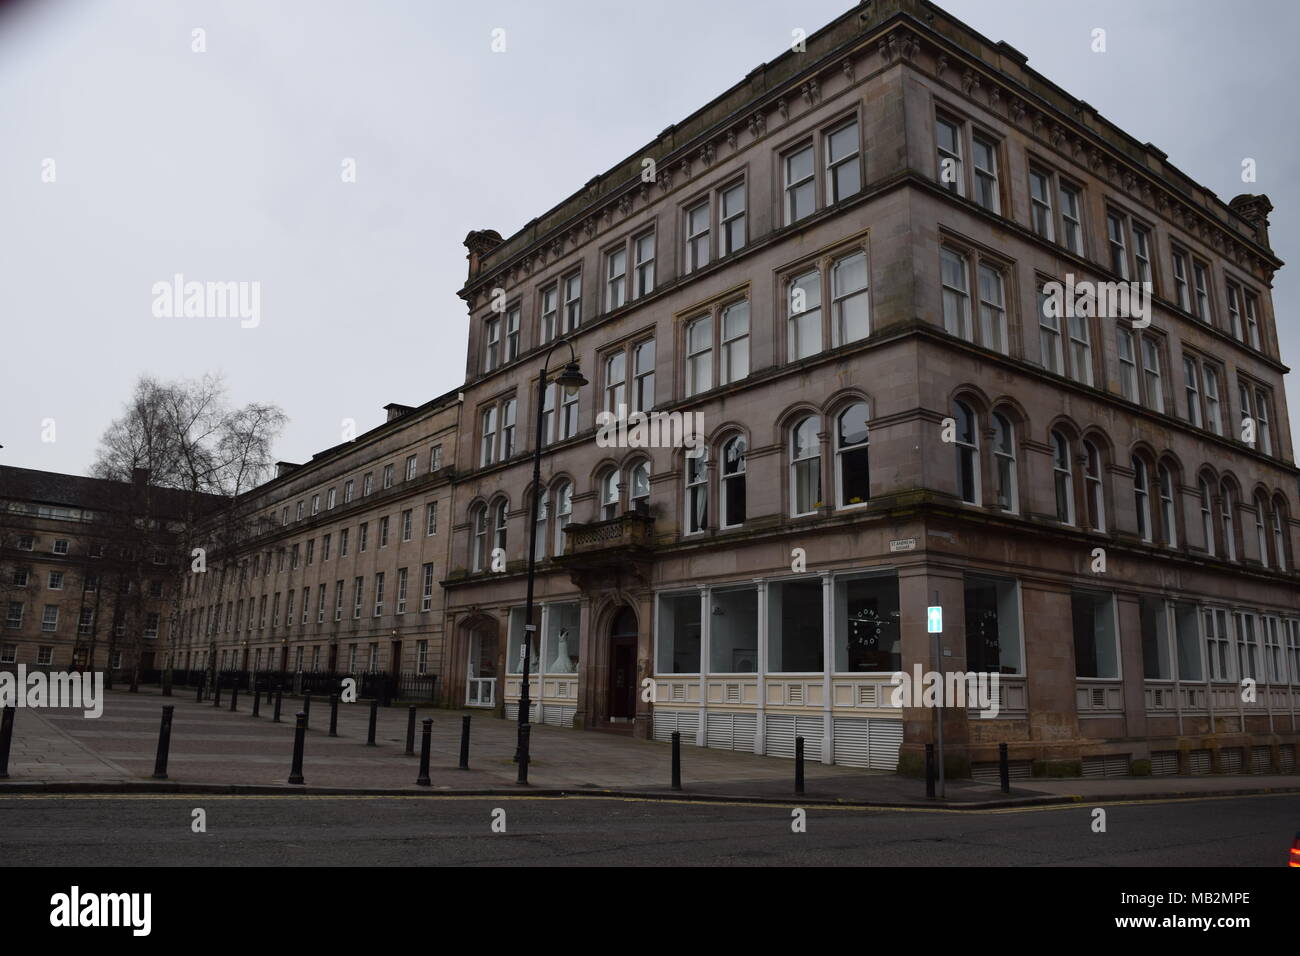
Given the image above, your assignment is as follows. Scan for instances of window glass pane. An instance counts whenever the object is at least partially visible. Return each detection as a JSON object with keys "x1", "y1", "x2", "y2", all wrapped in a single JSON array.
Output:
[
  {"x1": 964, "y1": 576, "x2": 1021, "y2": 674},
  {"x1": 1140, "y1": 597, "x2": 1173, "y2": 680},
  {"x1": 834, "y1": 573, "x2": 900, "y2": 672},
  {"x1": 768, "y1": 579, "x2": 824, "y2": 672},
  {"x1": 1072, "y1": 590, "x2": 1118, "y2": 679},
  {"x1": 1174, "y1": 603, "x2": 1203, "y2": 681},
  {"x1": 710, "y1": 588, "x2": 758, "y2": 673},
  {"x1": 656, "y1": 592, "x2": 701, "y2": 673},
  {"x1": 543, "y1": 602, "x2": 580, "y2": 674}
]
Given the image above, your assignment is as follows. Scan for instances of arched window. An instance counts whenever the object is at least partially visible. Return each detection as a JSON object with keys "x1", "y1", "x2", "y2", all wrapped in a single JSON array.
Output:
[
  {"x1": 836, "y1": 403, "x2": 870, "y2": 507},
  {"x1": 1084, "y1": 441, "x2": 1105, "y2": 531},
  {"x1": 554, "y1": 481, "x2": 572, "y2": 556},
  {"x1": 1221, "y1": 482, "x2": 1237, "y2": 561},
  {"x1": 1272, "y1": 499, "x2": 1288, "y2": 572},
  {"x1": 992, "y1": 412, "x2": 1016, "y2": 513},
  {"x1": 1051, "y1": 430, "x2": 1073, "y2": 524},
  {"x1": 1255, "y1": 493, "x2": 1270, "y2": 568},
  {"x1": 600, "y1": 469, "x2": 620, "y2": 520},
  {"x1": 533, "y1": 487, "x2": 549, "y2": 562},
  {"x1": 493, "y1": 500, "x2": 508, "y2": 554},
  {"x1": 1157, "y1": 465, "x2": 1177, "y2": 547},
  {"x1": 1132, "y1": 457, "x2": 1150, "y2": 542},
  {"x1": 686, "y1": 451, "x2": 708, "y2": 533},
  {"x1": 721, "y1": 437, "x2": 747, "y2": 527},
  {"x1": 471, "y1": 505, "x2": 487, "y2": 572},
  {"x1": 954, "y1": 401, "x2": 980, "y2": 504},
  {"x1": 1199, "y1": 477, "x2": 1215, "y2": 556},
  {"x1": 790, "y1": 416, "x2": 822, "y2": 515},
  {"x1": 629, "y1": 460, "x2": 651, "y2": 513}
]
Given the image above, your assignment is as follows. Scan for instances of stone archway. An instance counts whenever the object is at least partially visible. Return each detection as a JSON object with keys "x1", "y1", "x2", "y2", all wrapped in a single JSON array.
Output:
[{"x1": 450, "y1": 611, "x2": 502, "y2": 712}]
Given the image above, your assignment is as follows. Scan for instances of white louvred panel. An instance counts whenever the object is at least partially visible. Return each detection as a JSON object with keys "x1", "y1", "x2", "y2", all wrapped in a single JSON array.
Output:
[
  {"x1": 833, "y1": 718, "x2": 871, "y2": 767},
  {"x1": 764, "y1": 714, "x2": 796, "y2": 757},
  {"x1": 866, "y1": 718, "x2": 902, "y2": 770}
]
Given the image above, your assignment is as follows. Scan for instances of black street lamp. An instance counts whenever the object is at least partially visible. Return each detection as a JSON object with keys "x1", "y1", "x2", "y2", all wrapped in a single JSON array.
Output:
[{"x1": 515, "y1": 339, "x2": 586, "y2": 768}]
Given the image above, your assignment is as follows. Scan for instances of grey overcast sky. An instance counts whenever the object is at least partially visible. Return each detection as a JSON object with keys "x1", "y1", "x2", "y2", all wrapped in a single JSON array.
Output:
[{"x1": 2, "y1": 0, "x2": 1297, "y2": 476}]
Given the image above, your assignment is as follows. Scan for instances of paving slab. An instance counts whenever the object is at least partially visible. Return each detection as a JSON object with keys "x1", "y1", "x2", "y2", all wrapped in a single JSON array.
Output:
[{"x1": 3, "y1": 687, "x2": 1298, "y2": 809}]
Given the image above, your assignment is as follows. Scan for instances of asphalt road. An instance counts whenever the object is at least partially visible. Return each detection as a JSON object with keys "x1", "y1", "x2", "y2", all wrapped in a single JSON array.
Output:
[{"x1": 1, "y1": 792, "x2": 1297, "y2": 866}]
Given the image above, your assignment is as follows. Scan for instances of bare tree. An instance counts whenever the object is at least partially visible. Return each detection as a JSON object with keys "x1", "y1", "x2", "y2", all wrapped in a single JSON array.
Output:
[{"x1": 91, "y1": 374, "x2": 286, "y2": 692}]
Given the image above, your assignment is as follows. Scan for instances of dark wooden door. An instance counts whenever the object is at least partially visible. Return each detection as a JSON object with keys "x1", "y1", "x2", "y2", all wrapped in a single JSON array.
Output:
[{"x1": 609, "y1": 636, "x2": 637, "y2": 719}]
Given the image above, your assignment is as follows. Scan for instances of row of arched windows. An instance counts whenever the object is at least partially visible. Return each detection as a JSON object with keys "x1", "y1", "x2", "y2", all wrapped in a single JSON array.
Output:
[{"x1": 951, "y1": 396, "x2": 1292, "y2": 570}]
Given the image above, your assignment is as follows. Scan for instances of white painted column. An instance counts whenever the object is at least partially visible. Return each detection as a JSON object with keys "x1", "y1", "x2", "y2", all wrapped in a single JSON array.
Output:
[
  {"x1": 821, "y1": 571, "x2": 834, "y2": 765},
  {"x1": 698, "y1": 584, "x2": 710, "y2": 747},
  {"x1": 754, "y1": 578, "x2": 767, "y2": 756}
]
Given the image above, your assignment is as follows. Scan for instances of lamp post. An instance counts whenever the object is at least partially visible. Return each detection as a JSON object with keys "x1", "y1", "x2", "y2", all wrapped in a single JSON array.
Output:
[{"x1": 515, "y1": 339, "x2": 587, "y2": 766}]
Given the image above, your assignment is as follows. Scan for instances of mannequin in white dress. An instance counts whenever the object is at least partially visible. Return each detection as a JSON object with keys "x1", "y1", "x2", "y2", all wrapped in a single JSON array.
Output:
[{"x1": 549, "y1": 628, "x2": 575, "y2": 673}]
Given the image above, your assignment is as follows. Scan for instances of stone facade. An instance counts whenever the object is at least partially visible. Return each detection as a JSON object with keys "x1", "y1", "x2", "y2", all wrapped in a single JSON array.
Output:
[
  {"x1": 0, "y1": 466, "x2": 196, "y2": 676},
  {"x1": 443, "y1": 0, "x2": 1299, "y2": 776},
  {"x1": 175, "y1": 395, "x2": 460, "y2": 684}
]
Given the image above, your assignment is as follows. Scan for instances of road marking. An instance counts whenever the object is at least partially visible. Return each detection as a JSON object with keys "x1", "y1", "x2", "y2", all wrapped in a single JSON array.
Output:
[{"x1": 0, "y1": 790, "x2": 1292, "y2": 815}]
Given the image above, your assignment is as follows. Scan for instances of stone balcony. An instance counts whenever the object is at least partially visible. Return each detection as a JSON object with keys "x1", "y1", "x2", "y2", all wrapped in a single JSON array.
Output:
[{"x1": 554, "y1": 512, "x2": 656, "y2": 588}]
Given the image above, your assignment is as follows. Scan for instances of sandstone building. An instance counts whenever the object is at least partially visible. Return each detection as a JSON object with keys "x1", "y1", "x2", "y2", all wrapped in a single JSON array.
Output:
[{"x1": 446, "y1": 0, "x2": 1298, "y2": 776}]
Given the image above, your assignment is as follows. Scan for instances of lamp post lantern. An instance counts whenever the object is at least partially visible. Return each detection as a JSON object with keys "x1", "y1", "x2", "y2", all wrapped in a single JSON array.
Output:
[{"x1": 515, "y1": 341, "x2": 586, "y2": 768}]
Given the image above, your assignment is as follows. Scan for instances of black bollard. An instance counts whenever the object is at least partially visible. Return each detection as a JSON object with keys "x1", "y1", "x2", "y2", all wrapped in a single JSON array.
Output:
[
  {"x1": 152, "y1": 705, "x2": 175, "y2": 779},
  {"x1": 195, "y1": 678, "x2": 203, "y2": 703},
  {"x1": 273, "y1": 688, "x2": 283, "y2": 723},
  {"x1": 458, "y1": 715, "x2": 471, "y2": 770},
  {"x1": 416, "y1": 718, "x2": 432, "y2": 786},
  {"x1": 288, "y1": 712, "x2": 307, "y2": 785},
  {"x1": 212, "y1": 676, "x2": 222, "y2": 708},
  {"x1": 516, "y1": 722, "x2": 530, "y2": 785},
  {"x1": 229, "y1": 680, "x2": 239, "y2": 712},
  {"x1": 251, "y1": 681, "x2": 261, "y2": 718},
  {"x1": 329, "y1": 695, "x2": 339, "y2": 737},
  {"x1": 366, "y1": 698, "x2": 378, "y2": 746},
  {"x1": 405, "y1": 705, "x2": 416, "y2": 755},
  {"x1": 303, "y1": 694, "x2": 311, "y2": 730},
  {"x1": 795, "y1": 736, "x2": 805, "y2": 794},
  {"x1": 671, "y1": 731, "x2": 682, "y2": 791},
  {"x1": 0, "y1": 706, "x2": 14, "y2": 779},
  {"x1": 925, "y1": 743, "x2": 936, "y2": 799},
  {"x1": 998, "y1": 742, "x2": 1010, "y2": 794}
]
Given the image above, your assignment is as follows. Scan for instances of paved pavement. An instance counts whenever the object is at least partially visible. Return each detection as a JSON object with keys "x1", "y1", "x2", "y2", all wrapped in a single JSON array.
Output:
[
  {"x1": 2, "y1": 687, "x2": 1299, "y2": 808},
  {"x1": 2, "y1": 792, "x2": 1297, "y2": 866}
]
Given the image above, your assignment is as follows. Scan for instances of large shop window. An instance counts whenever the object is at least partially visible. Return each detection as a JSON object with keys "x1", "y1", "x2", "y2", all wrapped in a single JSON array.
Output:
[
  {"x1": 1072, "y1": 589, "x2": 1119, "y2": 679},
  {"x1": 768, "y1": 578, "x2": 825, "y2": 672},
  {"x1": 657, "y1": 592, "x2": 702, "y2": 674},
  {"x1": 709, "y1": 587, "x2": 758, "y2": 673},
  {"x1": 1140, "y1": 597, "x2": 1173, "y2": 680},
  {"x1": 833, "y1": 573, "x2": 900, "y2": 672},
  {"x1": 508, "y1": 603, "x2": 581, "y2": 675},
  {"x1": 963, "y1": 576, "x2": 1022, "y2": 674}
]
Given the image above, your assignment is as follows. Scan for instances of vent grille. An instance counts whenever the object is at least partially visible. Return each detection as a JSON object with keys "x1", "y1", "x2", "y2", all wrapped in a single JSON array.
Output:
[
  {"x1": 1219, "y1": 747, "x2": 1244, "y2": 773},
  {"x1": 1150, "y1": 751, "x2": 1179, "y2": 775},
  {"x1": 1082, "y1": 754, "x2": 1131, "y2": 777}
]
